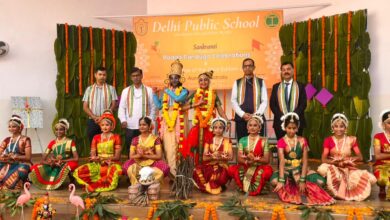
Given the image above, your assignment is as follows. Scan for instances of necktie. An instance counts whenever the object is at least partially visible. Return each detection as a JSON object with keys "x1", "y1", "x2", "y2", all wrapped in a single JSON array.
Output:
[{"x1": 285, "y1": 82, "x2": 290, "y2": 111}]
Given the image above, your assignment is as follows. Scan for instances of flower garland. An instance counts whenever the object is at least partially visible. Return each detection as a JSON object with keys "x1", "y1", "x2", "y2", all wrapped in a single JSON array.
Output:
[
  {"x1": 112, "y1": 29, "x2": 116, "y2": 88},
  {"x1": 271, "y1": 206, "x2": 287, "y2": 220},
  {"x1": 321, "y1": 16, "x2": 326, "y2": 88},
  {"x1": 334, "y1": 15, "x2": 338, "y2": 92},
  {"x1": 83, "y1": 198, "x2": 98, "y2": 220},
  {"x1": 347, "y1": 11, "x2": 352, "y2": 87},
  {"x1": 89, "y1": 26, "x2": 94, "y2": 85},
  {"x1": 162, "y1": 87, "x2": 183, "y2": 131},
  {"x1": 102, "y1": 28, "x2": 106, "y2": 67},
  {"x1": 123, "y1": 30, "x2": 127, "y2": 87},
  {"x1": 78, "y1": 25, "x2": 83, "y2": 96},
  {"x1": 65, "y1": 23, "x2": 69, "y2": 94},
  {"x1": 293, "y1": 21, "x2": 297, "y2": 81},
  {"x1": 193, "y1": 88, "x2": 216, "y2": 128},
  {"x1": 146, "y1": 203, "x2": 160, "y2": 220},
  {"x1": 346, "y1": 208, "x2": 364, "y2": 220},
  {"x1": 31, "y1": 197, "x2": 46, "y2": 220},
  {"x1": 308, "y1": 18, "x2": 312, "y2": 84},
  {"x1": 203, "y1": 204, "x2": 218, "y2": 220}
]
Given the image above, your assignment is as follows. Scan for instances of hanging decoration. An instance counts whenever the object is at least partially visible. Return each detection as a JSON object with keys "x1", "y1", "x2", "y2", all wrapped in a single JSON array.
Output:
[
  {"x1": 102, "y1": 28, "x2": 106, "y2": 67},
  {"x1": 89, "y1": 26, "x2": 94, "y2": 85},
  {"x1": 123, "y1": 30, "x2": 127, "y2": 87},
  {"x1": 78, "y1": 25, "x2": 83, "y2": 96},
  {"x1": 112, "y1": 29, "x2": 116, "y2": 88},
  {"x1": 307, "y1": 18, "x2": 312, "y2": 84},
  {"x1": 347, "y1": 11, "x2": 352, "y2": 87},
  {"x1": 334, "y1": 15, "x2": 338, "y2": 92},
  {"x1": 321, "y1": 16, "x2": 326, "y2": 88},
  {"x1": 65, "y1": 23, "x2": 69, "y2": 94},
  {"x1": 293, "y1": 21, "x2": 297, "y2": 80}
]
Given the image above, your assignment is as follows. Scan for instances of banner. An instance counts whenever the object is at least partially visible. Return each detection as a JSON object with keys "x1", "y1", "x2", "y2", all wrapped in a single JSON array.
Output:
[{"x1": 133, "y1": 10, "x2": 283, "y2": 90}]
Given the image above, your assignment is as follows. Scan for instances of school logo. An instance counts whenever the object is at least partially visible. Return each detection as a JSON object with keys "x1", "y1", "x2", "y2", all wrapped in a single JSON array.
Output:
[
  {"x1": 134, "y1": 18, "x2": 148, "y2": 36},
  {"x1": 265, "y1": 14, "x2": 280, "y2": 28}
]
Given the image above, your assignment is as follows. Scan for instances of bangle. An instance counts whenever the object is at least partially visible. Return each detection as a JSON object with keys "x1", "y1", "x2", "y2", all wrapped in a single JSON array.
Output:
[
  {"x1": 278, "y1": 178, "x2": 285, "y2": 183},
  {"x1": 299, "y1": 177, "x2": 306, "y2": 183}
]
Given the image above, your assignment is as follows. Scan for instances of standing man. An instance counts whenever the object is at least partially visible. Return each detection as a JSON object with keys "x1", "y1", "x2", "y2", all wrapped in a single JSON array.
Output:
[
  {"x1": 231, "y1": 58, "x2": 268, "y2": 141},
  {"x1": 270, "y1": 61, "x2": 307, "y2": 140},
  {"x1": 153, "y1": 59, "x2": 189, "y2": 177},
  {"x1": 118, "y1": 67, "x2": 156, "y2": 153},
  {"x1": 83, "y1": 67, "x2": 118, "y2": 142}
]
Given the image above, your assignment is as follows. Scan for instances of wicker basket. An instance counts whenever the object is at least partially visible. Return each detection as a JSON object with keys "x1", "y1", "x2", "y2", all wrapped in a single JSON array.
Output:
[
  {"x1": 128, "y1": 183, "x2": 141, "y2": 201},
  {"x1": 147, "y1": 182, "x2": 160, "y2": 200}
]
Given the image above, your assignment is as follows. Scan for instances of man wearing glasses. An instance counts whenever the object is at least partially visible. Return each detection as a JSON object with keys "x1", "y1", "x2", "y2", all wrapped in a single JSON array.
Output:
[
  {"x1": 118, "y1": 67, "x2": 156, "y2": 154},
  {"x1": 231, "y1": 58, "x2": 268, "y2": 141}
]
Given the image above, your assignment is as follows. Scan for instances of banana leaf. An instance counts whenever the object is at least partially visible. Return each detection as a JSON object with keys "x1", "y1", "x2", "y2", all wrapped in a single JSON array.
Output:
[
  {"x1": 128, "y1": 32, "x2": 137, "y2": 54},
  {"x1": 63, "y1": 98, "x2": 74, "y2": 118},
  {"x1": 54, "y1": 38, "x2": 63, "y2": 60},
  {"x1": 356, "y1": 117, "x2": 372, "y2": 161},
  {"x1": 352, "y1": 10, "x2": 367, "y2": 36},
  {"x1": 55, "y1": 96, "x2": 65, "y2": 117},
  {"x1": 82, "y1": 27, "x2": 89, "y2": 51},
  {"x1": 69, "y1": 25, "x2": 77, "y2": 50},
  {"x1": 353, "y1": 96, "x2": 370, "y2": 118},
  {"x1": 297, "y1": 21, "x2": 307, "y2": 48}
]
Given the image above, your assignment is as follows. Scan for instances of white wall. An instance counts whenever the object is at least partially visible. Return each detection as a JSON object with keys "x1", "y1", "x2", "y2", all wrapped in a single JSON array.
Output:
[
  {"x1": 0, "y1": 0, "x2": 147, "y2": 153},
  {"x1": 148, "y1": 0, "x2": 390, "y2": 137}
]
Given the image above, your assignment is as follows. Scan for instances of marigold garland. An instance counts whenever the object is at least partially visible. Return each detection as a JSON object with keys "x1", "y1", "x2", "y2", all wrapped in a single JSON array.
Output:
[
  {"x1": 89, "y1": 26, "x2": 94, "y2": 85},
  {"x1": 347, "y1": 11, "x2": 352, "y2": 86},
  {"x1": 123, "y1": 30, "x2": 127, "y2": 87},
  {"x1": 203, "y1": 204, "x2": 218, "y2": 220},
  {"x1": 112, "y1": 29, "x2": 116, "y2": 88},
  {"x1": 102, "y1": 28, "x2": 106, "y2": 67},
  {"x1": 334, "y1": 15, "x2": 338, "y2": 92},
  {"x1": 271, "y1": 206, "x2": 287, "y2": 220},
  {"x1": 31, "y1": 197, "x2": 46, "y2": 220},
  {"x1": 293, "y1": 21, "x2": 297, "y2": 81},
  {"x1": 321, "y1": 16, "x2": 326, "y2": 88},
  {"x1": 162, "y1": 87, "x2": 183, "y2": 131},
  {"x1": 78, "y1": 25, "x2": 83, "y2": 96},
  {"x1": 65, "y1": 23, "x2": 69, "y2": 94},
  {"x1": 193, "y1": 88, "x2": 216, "y2": 128},
  {"x1": 308, "y1": 18, "x2": 312, "y2": 83}
]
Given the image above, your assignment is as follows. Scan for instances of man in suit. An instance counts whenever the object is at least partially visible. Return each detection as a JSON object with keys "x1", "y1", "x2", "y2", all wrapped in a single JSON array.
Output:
[
  {"x1": 231, "y1": 58, "x2": 268, "y2": 141},
  {"x1": 270, "y1": 61, "x2": 307, "y2": 139}
]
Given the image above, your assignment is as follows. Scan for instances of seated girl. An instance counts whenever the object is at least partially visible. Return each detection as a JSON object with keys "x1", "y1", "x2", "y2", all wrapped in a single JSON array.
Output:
[
  {"x1": 228, "y1": 115, "x2": 273, "y2": 196},
  {"x1": 122, "y1": 116, "x2": 169, "y2": 185},
  {"x1": 29, "y1": 119, "x2": 79, "y2": 190},
  {"x1": 73, "y1": 111, "x2": 122, "y2": 192},
  {"x1": 193, "y1": 117, "x2": 232, "y2": 194},
  {"x1": 271, "y1": 112, "x2": 334, "y2": 205},
  {"x1": 317, "y1": 113, "x2": 376, "y2": 201},
  {"x1": 373, "y1": 109, "x2": 390, "y2": 199},
  {"x1": 0, "y1": 115, "x2": 32, "y2": 189}
]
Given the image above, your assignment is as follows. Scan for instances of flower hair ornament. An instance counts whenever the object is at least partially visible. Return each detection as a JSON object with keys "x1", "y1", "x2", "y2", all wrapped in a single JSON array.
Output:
[
  {"x1": 280, "y1": 112, "x2": 300, "y2": 131},
  {"x1": 100, "y1": 110, "x2": 116, "y2": 130},
  {"x1": 249, "y1": 114, "x2": 264, "y2": 125},
  {"x1": 378, "y1": 109, "x2": 390, "y2": 130},
  {"x1": 331, "y1": 113, "x2": 349, "y2": 128},
  {"x1": 9, "y1": 114, "x2": 24, "y2": 131},
  {"x1": 198, "y1": 70, "x2": 214, "y2": 79},
  {"x1": 55, "y1": 118, "x2": 70, "y2": 131},
  {"x1": 210, "y1": 117, "x2": 228, "y2": 131}
]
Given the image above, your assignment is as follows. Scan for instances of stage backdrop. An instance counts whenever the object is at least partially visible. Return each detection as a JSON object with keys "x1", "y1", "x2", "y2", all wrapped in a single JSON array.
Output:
[{"x1": 133, "y1": 10, "x2": 283, "y2": 90}]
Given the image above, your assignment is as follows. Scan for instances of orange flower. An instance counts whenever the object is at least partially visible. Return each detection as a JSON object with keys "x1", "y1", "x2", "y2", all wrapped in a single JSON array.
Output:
[
  {"x1": 347, "y1": 11, "x2": 352, "y2": 86},
  {"x1": 78, "y1": 25, "x2": 83, "y2": 96},
  {"x1": 102, "y1": 28, "x2": 106, "y2": 67},
  {"x1": 123, "y1": 30, "x2": 127, "y2": 87},
  {"x1": 293, "y1": 21, "x2": 297, "y2": 81},
  {"x1": 334, "y1": 15, "x2": 338, "y2": 92},
  {"x1": 65, "y1": 23, "x2": 69, "y2": 94},
  {"x1": 112, "y1": 29, "x2": 116, "y2": 88},
  {"x1": 89, "y1": 26, "x2": 94, "y2": 85},
  {"x1": 321, "y1": 16, "x2": 326, "y2": 88},
  {"x1": 308, "y1": 18, "x2": 312, "y2": 83}
]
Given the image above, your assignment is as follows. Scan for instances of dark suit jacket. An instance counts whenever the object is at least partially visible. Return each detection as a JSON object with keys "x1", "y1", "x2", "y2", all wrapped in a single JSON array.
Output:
[{"x1": 270, "y1": 81, "x2": 307, "y2": 131}]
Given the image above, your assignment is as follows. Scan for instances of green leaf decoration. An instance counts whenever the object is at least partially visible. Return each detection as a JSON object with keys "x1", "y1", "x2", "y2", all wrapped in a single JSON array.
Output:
[
  {"x1": 280, "y1": 9, "x2": 371, "y2": 159},
  {"x1": 54, "y1": 24, "x2": 136, "y2": 157}
]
